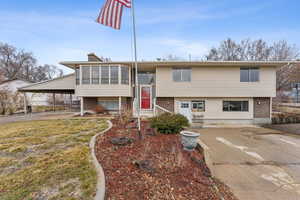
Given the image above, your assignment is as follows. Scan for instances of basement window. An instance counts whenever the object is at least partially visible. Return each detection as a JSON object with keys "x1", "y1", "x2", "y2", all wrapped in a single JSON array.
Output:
[
  {"x1": 98, "y1": 100, "x2": 119, "y2": 111},
  {"x1": 192, "y1": 101, "x2": 205, "y2": 112},
  {"x1": 223, "y1": 101, "x2": 249, "y2": 112}
]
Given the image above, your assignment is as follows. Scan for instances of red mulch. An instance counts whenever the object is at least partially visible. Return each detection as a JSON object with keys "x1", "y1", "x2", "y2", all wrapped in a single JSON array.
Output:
[{"x1": 95, "y1": 119, "x2": 238, "y2": 200}]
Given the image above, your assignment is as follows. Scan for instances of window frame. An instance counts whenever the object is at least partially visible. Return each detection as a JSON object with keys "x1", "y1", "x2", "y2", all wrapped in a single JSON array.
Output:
[
  {"x1": 80, "y1": 65, "x2": 130, "y2": 85},
  {"x1": 75, "y1": 68, "x2": 80, "y2": 85},
  {"x1": 240, "y1": 67, "x2": 260, "y2": 82},
  {"x1": 172, "y1": 68, "x2": 192, "y2": 82},
  {"x1": 81, "y1": 66, "x2": 91, "y2": 85},
  {"x1": 101, "y1": 66, "x2": 110, "y2": 85},
  {"x1": 121, "y1": 66, "x2": 129, "y2": 85},
  {"x1": 91, "y1": 66, "x2": 100, "y2": 84},
  {"x1": 97, "y1": 100, "x2": 119, "y2": 111},
  {"x1": 192, "y1": 100, "x2": 205, "y2": 112},
  {"x1": 223, "y1": 101, "x2": 249, "y2": 112},
  {"x1": 110, "y1": 66, "x2": 119, "y2": 85}
]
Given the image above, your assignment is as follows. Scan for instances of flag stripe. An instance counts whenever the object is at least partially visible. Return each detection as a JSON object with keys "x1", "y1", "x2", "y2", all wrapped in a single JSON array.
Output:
[
  {"x1": 116, "y1": 0, "x2": 131, "y2": 8},
  {"x1": 97, "y1": 0, "x2": 124, "y2": 30}
]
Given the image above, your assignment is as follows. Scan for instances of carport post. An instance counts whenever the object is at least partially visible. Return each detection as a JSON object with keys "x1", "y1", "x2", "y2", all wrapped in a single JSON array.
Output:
[
  {"x1": 69, "y1": 94, "x2": 72, "y2": 111},
  {"x1": 119, "y1": 96, "x2": 122, "y2": 115},
  {"x1": 23, "y1": 93, "x2": 27, "y2": 115},
  {"x1": 80, "y1": 97, "x2": 84, "y2": 116},
  {"x1": 52, "y1": 93, "x2": 56, "y2": 112}
]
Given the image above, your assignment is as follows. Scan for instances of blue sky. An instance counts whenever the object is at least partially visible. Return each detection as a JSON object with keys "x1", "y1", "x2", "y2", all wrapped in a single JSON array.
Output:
[{"x1": 0, "y1": 0, "x2": 299, "y2": 73}]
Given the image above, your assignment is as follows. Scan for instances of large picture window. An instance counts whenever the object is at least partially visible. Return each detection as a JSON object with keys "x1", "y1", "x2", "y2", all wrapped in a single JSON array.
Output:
[
  {"x1": 80, "y1": 65, "x2": 129, "y2": 85},
  {"x1": 121, "y1": 66, "x2": 129, "y2": 84},
  {"x1": 101, "y1": 66, "x2": 109, "y2": 84},
  {"x1": 75, "y1": 68, "x2": 80, "y2": 85},
  {"x1": 110, "y1": 66, "x2": 119, "y2": 84},
  {"x1": 92, "y1": 66, "x2": 100, "y2": 84},
  {"x1": 98, "y1": 100, "x2": 119, "y2": 111},
  {"x1": 82, "y1": 66, "x2": 90, "y2": 84},
  {"x1": 240, "y1": 67, "x2": 259, "y2": 82},
  {"x1": 173, "y1": 68, "x2": 191, "y2": 82},
  {"x1": 223, "y1": 101, "x2": 249, "y2": 112}
]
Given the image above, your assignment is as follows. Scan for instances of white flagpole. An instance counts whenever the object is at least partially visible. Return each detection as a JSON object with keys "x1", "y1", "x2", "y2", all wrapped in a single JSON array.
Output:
[{"x1": 131, "y1": 0, "x2": 141, "y2": 132}]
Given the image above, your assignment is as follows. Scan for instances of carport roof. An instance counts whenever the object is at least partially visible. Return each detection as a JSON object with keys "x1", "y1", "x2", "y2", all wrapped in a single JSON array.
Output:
[{"x1": 18, "y1": 74, "x2": 75, "y2": 94}]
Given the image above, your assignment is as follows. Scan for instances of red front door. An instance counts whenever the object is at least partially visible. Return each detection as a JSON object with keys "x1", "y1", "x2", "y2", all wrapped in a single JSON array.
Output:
[{"x1": 141, "y1": 86, "x2": 151, "y2": 109}]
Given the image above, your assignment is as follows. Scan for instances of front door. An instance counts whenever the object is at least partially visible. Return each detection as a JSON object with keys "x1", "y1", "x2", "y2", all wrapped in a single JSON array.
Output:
[
  {"x1": 140, "y1": 86, "x2": 152, "y2": 110},
  {"x1": 178, "y1": 101, "x2": 192, "y2": 123}
]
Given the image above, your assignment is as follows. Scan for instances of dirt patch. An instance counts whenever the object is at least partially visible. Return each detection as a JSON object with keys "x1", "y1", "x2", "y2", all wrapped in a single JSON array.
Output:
[{"x1": 95, "y1": 119, "x2": 238, "y2": 200}]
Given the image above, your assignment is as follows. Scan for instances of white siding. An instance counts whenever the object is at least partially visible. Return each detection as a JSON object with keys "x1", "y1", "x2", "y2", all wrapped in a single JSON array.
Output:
[
  {"x1": 156, "y1": 66, "x2": 276, "y2": 97},
  {"x1": 175, "y1": 97, "x2": 254, "y2": 120}
]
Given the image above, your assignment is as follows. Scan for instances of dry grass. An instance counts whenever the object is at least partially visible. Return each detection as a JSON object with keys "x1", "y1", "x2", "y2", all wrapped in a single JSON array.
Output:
[{"x1": 0, "y1": 118, "x2": 108, "y2": 200}]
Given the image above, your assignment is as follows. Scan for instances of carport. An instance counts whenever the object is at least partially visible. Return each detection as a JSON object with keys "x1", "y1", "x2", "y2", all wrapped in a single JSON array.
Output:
[{"x1": 18, "y1": 74, "x2": 75, "y2": 114}]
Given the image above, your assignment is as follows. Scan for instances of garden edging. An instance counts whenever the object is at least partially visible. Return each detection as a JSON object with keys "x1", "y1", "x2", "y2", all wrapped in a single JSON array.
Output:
[{"x1": 89, "y1": 120, "x2": 113, "y2": 200}]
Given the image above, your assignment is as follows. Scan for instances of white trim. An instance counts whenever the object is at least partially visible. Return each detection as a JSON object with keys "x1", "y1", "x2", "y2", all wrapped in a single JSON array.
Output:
[
  {"x1": 99, "y1": 65, "x2": 102, "y2": 84},
  {"x1": 79, "y1": 65, "x2": 82, "y2": 85},
  {"x1": 140, "y1": 85, "x2": 152, "y2": 110},
  {"x1": 118, "y1": 64, "x2": 121, "y2": 85},
  {"x1": 89, "y1": 65, "x2": 92, "y2": 85},
  {"x1": 80, "y1": 97, "x2": 84, "y2": 116},
  {"x1": 119, "y1": 96, "x2": 122, "y2": 114},
  {"x1": 108, "y1": 65, "x2": 111, "y2": 85}
]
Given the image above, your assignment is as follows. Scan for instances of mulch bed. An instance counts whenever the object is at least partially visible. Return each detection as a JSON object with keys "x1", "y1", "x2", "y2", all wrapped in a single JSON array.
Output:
[{"x1": 95, "y1": 118, "x2": 238, "y2": 200}]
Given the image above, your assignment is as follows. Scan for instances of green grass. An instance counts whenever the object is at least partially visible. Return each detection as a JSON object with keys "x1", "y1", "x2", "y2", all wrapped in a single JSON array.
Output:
[{"x1": 0, "y1": 118, "x2": 108, "y2": 200}]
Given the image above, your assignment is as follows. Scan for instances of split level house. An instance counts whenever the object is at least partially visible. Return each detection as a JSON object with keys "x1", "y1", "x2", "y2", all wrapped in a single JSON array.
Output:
[{"x1": 19, "y1": 53, "x2": 298, "y2": 125}]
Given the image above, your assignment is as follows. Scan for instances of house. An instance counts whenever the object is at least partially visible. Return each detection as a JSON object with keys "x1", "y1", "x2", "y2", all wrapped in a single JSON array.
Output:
[
  {"x1": 0, "y1": 79, "x2": 50, "y2": 107},
  {"x1": 19, "y1": 53, "x2": 299, "y2": 125}
]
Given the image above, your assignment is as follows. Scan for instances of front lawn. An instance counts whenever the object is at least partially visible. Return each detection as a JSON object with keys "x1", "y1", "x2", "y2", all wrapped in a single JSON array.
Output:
[{"x1": 0, "y1": 118, "x2": 108, "y2": 200}]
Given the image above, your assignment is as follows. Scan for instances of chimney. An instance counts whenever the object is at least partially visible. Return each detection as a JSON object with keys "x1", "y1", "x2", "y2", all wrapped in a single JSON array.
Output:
[{"x1": 88, "y1": 53, "x2": 103, "y2": 62}]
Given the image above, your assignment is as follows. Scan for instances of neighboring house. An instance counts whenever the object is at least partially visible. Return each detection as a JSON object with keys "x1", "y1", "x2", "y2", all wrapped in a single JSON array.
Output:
[
  {"x1": 19, "y1": 53, "x2": 299, "y2": 125},
  {"x1": 0, "y1": 79, "x2": 50, "y2": 107}
]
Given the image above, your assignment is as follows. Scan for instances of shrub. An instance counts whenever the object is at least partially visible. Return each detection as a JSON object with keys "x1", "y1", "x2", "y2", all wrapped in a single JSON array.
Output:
[
  {"x1": 150, "y1": 113, "x2": 189, "y2": 134},
  {"x1": 93, "y1": 105, "x2": 108, "y2": 114}
]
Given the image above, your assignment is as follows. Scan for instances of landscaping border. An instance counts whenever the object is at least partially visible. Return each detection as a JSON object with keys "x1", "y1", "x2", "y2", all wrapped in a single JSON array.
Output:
[
  {"x1": 89, "y1": 120, "x2": 113, "y2": 200},
  {"x1": 197, "y1": 140, "x2": 225, "y2": 200}
]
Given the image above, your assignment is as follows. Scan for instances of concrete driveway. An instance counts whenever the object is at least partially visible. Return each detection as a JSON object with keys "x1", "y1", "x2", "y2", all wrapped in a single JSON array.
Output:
[{"x1": 192, "y1": 126, "x2": 300, "y2": 200}]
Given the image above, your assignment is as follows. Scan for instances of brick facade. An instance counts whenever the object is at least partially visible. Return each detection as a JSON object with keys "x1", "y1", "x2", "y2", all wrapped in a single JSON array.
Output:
[
  {"x1": 156, "y1": 97, "x2": 174, "y2": 112},
  {"x1": 253, "y1": 97, "x2": 271, "y2": 118}
]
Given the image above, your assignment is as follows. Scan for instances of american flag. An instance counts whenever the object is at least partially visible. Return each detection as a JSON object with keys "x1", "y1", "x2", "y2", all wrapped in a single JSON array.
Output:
[{"x1": 96, "y1": 0, "x2": 131, "y2": 30}]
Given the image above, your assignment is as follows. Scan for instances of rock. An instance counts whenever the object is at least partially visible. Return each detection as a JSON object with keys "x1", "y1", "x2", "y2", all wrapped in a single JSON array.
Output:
[
  {"x1": 134, "y1": 160, "x2": 156, "y2": 173},
  {"x1": 110, "y1": 137, "x2": 134, "y2": 146}
]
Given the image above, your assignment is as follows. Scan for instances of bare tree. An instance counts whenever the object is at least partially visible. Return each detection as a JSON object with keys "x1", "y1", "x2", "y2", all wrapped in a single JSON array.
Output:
[
  {"x1": 206, "y1": 38, "x2": 299, "y2": 61},
  {"x1": 0, "y1": 43, "x2": 36, "y2": 81},
  {"x1": 206, "y1": 38, "x2": 299, "y2": 90},
  {"x1": 0, "y1": 42, "x2": 63, "y2": 83},
  {"x1": 32, "y1": 64, "x2": 63, "y2": 82}
]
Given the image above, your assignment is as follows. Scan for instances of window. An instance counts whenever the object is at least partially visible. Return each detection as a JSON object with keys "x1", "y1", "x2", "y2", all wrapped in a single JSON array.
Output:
[
  {"x1": 98, "y1": 100, "x2": 119, "y2": 111},
  {"x1": 92, "y1": 66, "x2": 100, "y2": 84},
  {"x1": 101, "y1": 66, "x2": 109, "y2": 84},
  {"x1": 75, "y1": 68, "x2": 80, "y2": 85},
  {"x1": 110, "y1": 66, "x2": 119, "y2": 84},
  {"x1": 82, "y1": 66, "x2": 90, "y2": 84},
  {"x1": 223, "y1": 101, "x2": 249, "y2": 112},
  {"x1": 240, "y1": 67, "x2": 259, "y2": 82},
  {"x1": 181, "y1": 103, "x2": 189, "y2": 108},
  {"x1": 192, "y1": 101, "x2": 205, "y2": 112},
  {"x1": 138, "y1": 72, "x2": 155, "y2": 84},
  {"x1": 121, "y1": 66, "x2": 129, "y2": 84},
  {"x1": 173, "y1": 68, "x2": 191, "y2": 82}
]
